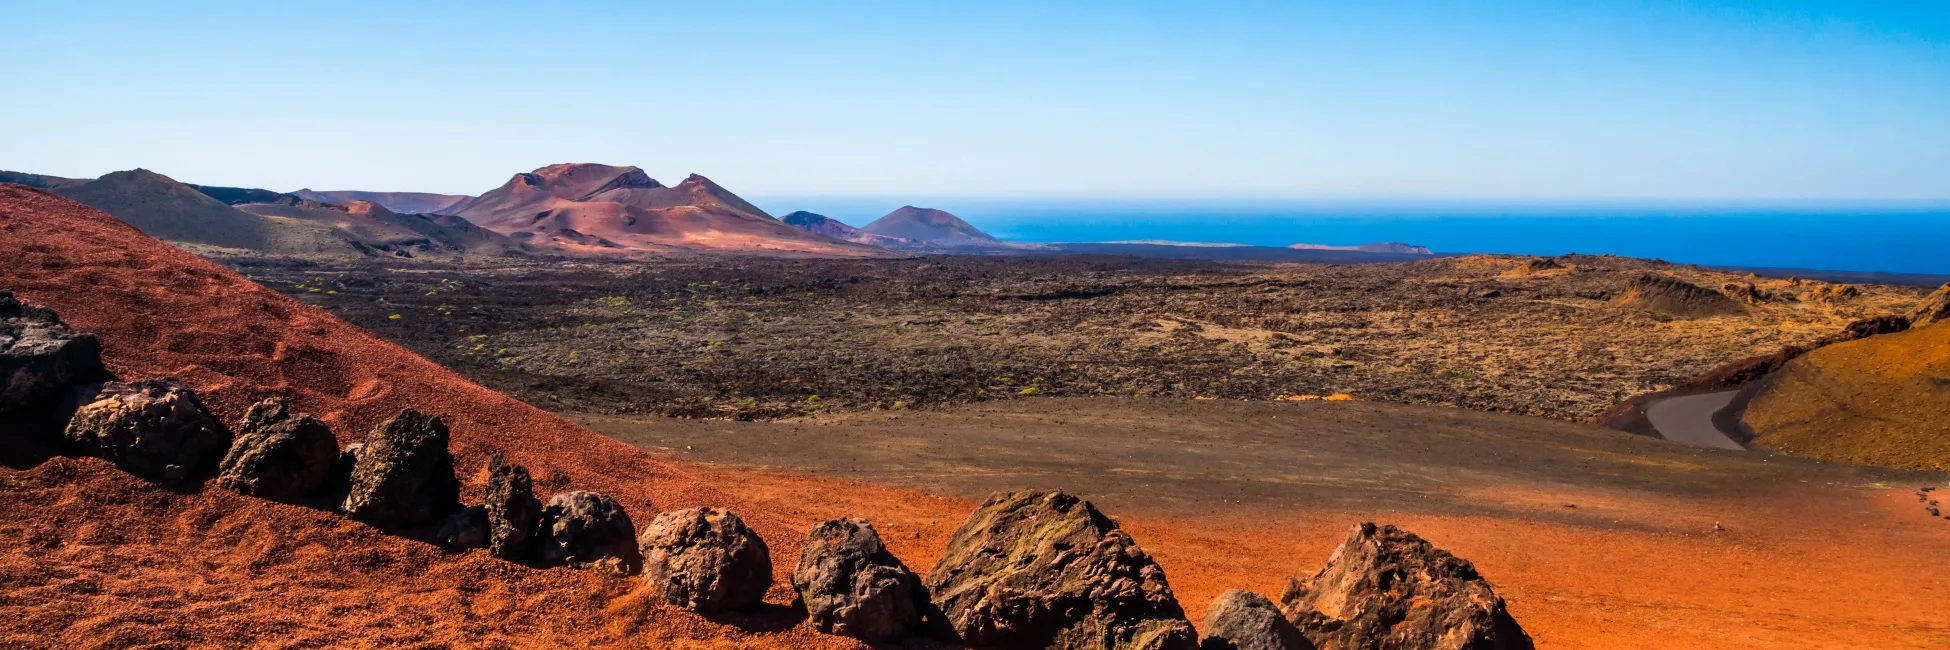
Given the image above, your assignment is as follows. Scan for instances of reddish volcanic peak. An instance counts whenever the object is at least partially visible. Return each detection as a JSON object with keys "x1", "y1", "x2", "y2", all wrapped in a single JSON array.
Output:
[{"x1": 861, "y1": 205, "x2": 997, "y2": 244}]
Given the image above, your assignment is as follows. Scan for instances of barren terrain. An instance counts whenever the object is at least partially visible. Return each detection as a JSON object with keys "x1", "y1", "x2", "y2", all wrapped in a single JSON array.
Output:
[{"x1": 230, "y1": 253, "x2": 1920, "y2": 422}]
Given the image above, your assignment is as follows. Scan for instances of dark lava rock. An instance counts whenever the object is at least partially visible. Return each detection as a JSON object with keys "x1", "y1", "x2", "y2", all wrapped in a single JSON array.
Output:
[
  {"x1": 1837, "y1": 315, "x2": 1911, "y2": 341},
  {"x1": 536, "y1": 490, "x2": 641, "y2": 574},
  {"x1": 63, "y1": 378, "x2": 229, "y2": 483},
  {"x1": 484, "y1": 454, "x2": 541, "y2": 562},
  {"x1": 792, "y1": 517, "x2": 926, "y2": 641},
  {"x1": 213, "y1": 398, "x2": 339, "y2": 501},
  {"x1": 1617, "y1": 274, "x2": 1741, "y2": 318},
  {"x1": 1, "y1": 290, "x2": 107, "y2": 433},
  {"x1": 1278, "y1": 523, "x2": 1531, "y2": 650},
  {"x1": 637, "y1": 507, "x2": 772, "y2": 613},
  {"x1": 1200, "y1": 589, "x2": 1312, "y2": 650},
  {"x1": 437, "y1": 505, "x2": 490, "y2": 549},
  {"x1": 339, "y1": 408, "x2": 462, "y2": 529},
  {"x1": 1910, "y1": 284, "x2": 1950, "y2": 328},
  {"x1": 924, "y1": 490, "x2": 1198, "y2": 650}
]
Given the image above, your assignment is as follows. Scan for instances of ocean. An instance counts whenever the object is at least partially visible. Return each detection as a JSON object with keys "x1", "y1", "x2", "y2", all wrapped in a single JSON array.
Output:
[{"x1": 757, "y1": 198, "x2": 1950, "y2": 276}]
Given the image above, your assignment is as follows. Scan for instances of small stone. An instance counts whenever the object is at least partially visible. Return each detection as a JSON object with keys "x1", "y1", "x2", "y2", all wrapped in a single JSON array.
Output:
[
  {"x1": 925, "y1": 489, "x2": 1198, "y2": 650},
  {"x1": 484, "y1": 454, "x2": 541, "y2": 562},
  {"x1": 792, "y1": 518, "x2": 925, "y2": 641},
  {"x1": 1280, "y1": 523, "x2": 1532, "y2": 650},
  {"x1": 437, "y1": 505, "x2": 490, "y2": 549},
  {"x1": 340, "y1": 408, "x2": 462, "y2": 529},
  {"x1": 638, "y1": 507, "x2": 771, "y2": 614},
  {"x1": 63, "y1": 378, "x2": 229, "y2": 483},
  {"x1": 214, "y1": 398, "x2": 340, "y2": 501},
  {"x1": 536, "y1": 490, "x2": 641, "y2": 574},
  {"x1": 1200, "y1": 589, "x2": 1312, "y2": 650}
]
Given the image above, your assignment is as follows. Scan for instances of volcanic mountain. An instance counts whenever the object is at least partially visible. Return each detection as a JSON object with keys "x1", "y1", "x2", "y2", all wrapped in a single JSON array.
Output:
[
  {"x1": 0, "y1": 184, "x2": 854, "y2": 647},
  {"x1": 449, "y1": 163, "x2": 883, "y2": 257},
  {"x1": 779, "y1": 211, "x2": 918, "y2": 250},
  {"x1": 2, "y1": 168, "x2": 300, "y2": 250},
  {"x1": 235, "y1": 195, "x2": 522, "y2": 257},
  {"x1": 292, "y1": 189, "x2": 474, "y2": 215},
  {"x1": 859, "y1": 206, "x2": 1000, "y2": 247}
]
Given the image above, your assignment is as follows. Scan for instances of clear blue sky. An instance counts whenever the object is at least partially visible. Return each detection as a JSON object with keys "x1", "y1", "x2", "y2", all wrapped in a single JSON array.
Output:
[{"x1": 3, "y1": 1, "x2": 1946, "y2": 200}]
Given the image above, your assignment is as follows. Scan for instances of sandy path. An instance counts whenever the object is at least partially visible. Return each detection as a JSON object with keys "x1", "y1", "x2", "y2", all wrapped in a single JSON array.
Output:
[{"x1": 1645, "y1": 391, "x2": 1745, "y2": 450}]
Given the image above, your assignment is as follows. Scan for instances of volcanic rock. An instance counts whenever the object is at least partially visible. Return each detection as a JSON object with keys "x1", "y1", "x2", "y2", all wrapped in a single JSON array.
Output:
[
  {"x1": 925, "y1": 489, "x2": 1198, "y2": 650},
  {"x1": 0, "y1": 290, "x2": 107, "y2": 435},
  {"x1": 64, "y1": 378, "x2": 230, "y2": 483},
  {"x1": 1910, "y1": 284, "x2": 1950, "y2": 327},
  {"x1": 792, "y1": 518, "x2": 926, "y2": 641},
  {"x1": 1615, "y1": 274, "x2": 1741, "y2": 318},
  {"x1": 484, "y1": 454, "x2": 541, "y2": 562},
  {"x1": 1837, "y1": 315, "x2": 1911, "y2": 341},
  {"x1": 637, "y1": 507, "x2": 772, "y2": 614},
  {"x1": 339, "y1": 408, "x2": 463, "y2": 529},
  {"x1": 1200, "y1": 589, "x2": 1313, "y2": 650},
  {"x1": 437, "y1": 505, "x2": 490, "y2": 549},
  {"x1": 213, "y1": 398, "x2": 340, "y2": 501},
  {"x1": 536, "y1": 490, "x2": 641, "y2": 574},
  {"x1": 1278, "y1": 523, "x2": 1530, "y2": 650}
]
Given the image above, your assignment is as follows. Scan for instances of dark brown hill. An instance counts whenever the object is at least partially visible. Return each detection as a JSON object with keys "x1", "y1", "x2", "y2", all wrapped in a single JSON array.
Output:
[
  {"x1": 34, "y1": 169, "x2": 297, "y2": 251},
  {"x1": 292, "y1": 189, "x2": 474, "y2": 215},
  {"x1": 238, "y1": 197, "x2": 524, "y2": 257},
  {"x1": 780, "y1": 211, "x2": 918, "y2": 250},
  {"x1": 860, "y1": 206, "x2": 997, "y2": 246}
]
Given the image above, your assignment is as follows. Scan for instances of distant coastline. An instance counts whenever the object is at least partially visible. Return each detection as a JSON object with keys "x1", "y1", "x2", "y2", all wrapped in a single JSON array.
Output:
[{"x1": 760, "y1": 197, "x2": 1950, "y2": 276}]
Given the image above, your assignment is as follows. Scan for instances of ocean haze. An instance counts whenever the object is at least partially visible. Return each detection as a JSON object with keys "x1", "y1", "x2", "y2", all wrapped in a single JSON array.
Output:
[{"x1": 756, "y1": 197, "x2": 1950, "y2": 275}]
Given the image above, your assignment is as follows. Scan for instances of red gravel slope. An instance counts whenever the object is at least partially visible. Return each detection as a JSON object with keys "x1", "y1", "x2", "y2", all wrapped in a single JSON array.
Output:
[{"x1": 0, "y1": 183, "x2": 863, "y2": 648}]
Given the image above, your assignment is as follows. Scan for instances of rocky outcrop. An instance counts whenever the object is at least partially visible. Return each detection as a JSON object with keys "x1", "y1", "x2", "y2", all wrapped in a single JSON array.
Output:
[
  {"x1": 64, "y1": 378, "x2": 229, "y2": 483},
  {"x1": 484, "y1": 454, "x2": 541, "y2": 562},
  {"x1": 1616, "y1": 274, "x2": 1741, "y2": 318},
  {"x1": 1910, "y1": 284, "x2": 1950, "y2": 327},
  {"x1": 536, "y1": 490, "x2": 640, "y2": 574},
  {"x1": 1, "y1": 290, "x2": 106, "y2": 434},
  {"x1": 1200, "y1": 589, "x2": 1312, "y2": 650},
  {"x1": 437, "y1": 505, "x2": 490, "y2": 549},
  {"x1": 339, "y1": 409, "x2": 462, "y2": 529},
  {"x1": 637, "y1": 507, "x2": 772, "y2": 614},
  {"x1": 1838, "y1": 315, "x2": 1910, "y2": 341},
  {"x1": 1278, "y1": 523, "x2": 1530, "y2": 650},
  {"x1": 213, "y1": 398, "x2": 339, "y2": 501},
  {"x1": 925, "y1": 490, "x2": 1198, "y2": 650},
  {"x1": 792, "y1": 518, "x2": 926, "y2": 641}
]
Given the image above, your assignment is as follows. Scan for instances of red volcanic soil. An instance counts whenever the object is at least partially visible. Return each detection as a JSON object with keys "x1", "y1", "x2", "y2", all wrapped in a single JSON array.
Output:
[{"x1": 0, "y1": 184, "x2": 867, "y2": 648}]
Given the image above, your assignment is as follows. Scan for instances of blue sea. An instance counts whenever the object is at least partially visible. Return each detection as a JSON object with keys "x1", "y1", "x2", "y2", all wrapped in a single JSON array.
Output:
[{"x1": 758, "y1": 198, "x2": 1950, "y2": 276}]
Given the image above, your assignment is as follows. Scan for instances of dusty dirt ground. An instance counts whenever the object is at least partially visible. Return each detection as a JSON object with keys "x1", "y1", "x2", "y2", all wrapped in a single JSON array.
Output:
[
  {"x1": 228, "y1": 254, "x2": 1922, "y2": 423},
  {"x1": 581, "y1": 397, "x2": 1950, "y2": 649}
]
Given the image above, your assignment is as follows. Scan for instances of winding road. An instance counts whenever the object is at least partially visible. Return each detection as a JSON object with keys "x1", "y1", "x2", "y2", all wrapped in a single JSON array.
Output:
[{"x1": 1644, "y1": 391, "x2": 1746, "y2": 450}]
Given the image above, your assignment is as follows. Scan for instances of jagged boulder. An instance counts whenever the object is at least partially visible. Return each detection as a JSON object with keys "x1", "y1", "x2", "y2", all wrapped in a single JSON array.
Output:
[
  {"x1": 638, "y1": 507, "x2": 772, "y2": 614},
  {"x1": 1, "y1": 290, "x2": 106, "y2": 432},
  {"x1": 484, "y1": 454, "x2": 541, "y2": 562},
  {"x1": 925, "y1": 490, "x2": 1198, "y2": 650},
  {"x1": 536, "y1": 490, "x2": 641, "y2": 574},
  {"x1": 1200, "y1": 589, "x2": 1312, "y2": 650},
  {"x1": 1911, "y1": 284, "x2": 1950, "y2": 327},
  {"x1": 339, "y1": 409, "x2": 462, "y2": 528},
  {"x1": 793, "y1": 518, "x2": 926, "y2": 641},
  {"x1": 437, "y1": 505, "x2": 490, "y2": 549},
  {"x1": 1278, "y1": 523, "x2": 1531, "y2": 650},
  {"x1": 213, "y1": 398, "x2": 339, "y2": 501},
  {"x1": 64, "y1": 378, "x2": 229, "y2": 483}
]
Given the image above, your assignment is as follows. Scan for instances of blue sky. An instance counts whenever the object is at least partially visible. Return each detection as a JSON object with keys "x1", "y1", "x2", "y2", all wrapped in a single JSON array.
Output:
[{"x1": 2, "y1": 1, "x2": 1946, "y2": 200}]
